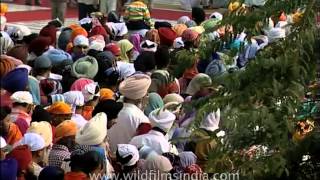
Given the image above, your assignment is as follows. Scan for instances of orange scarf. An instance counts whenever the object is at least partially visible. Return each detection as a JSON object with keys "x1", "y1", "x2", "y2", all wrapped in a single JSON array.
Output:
[
  {"x1": 82, "y1": 105, "x2": 94, "y2": 120},
  {"x1": 6, "y1": 123, "x2": 22, "y2": 145}
]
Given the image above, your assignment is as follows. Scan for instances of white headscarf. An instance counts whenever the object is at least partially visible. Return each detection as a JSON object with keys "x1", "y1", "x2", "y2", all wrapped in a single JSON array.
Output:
[
  {"x1": 117, "y1": 144, "x2": 140, "y2": 166},
  {"x1": 149, "y1": 108, "x2": 176, "y2": 132},
  {"x1": 63, "y1": 91, "x2": 85, "y2": 113},
  {"x1": 200, "y1": 108, "x2": 221, "y2": 132}
]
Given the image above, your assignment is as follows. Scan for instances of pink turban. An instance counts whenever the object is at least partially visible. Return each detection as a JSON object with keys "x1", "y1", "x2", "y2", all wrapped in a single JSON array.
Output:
[
  {"x1": 70, "y1": 78, "x2": 94, "y2": 91},
  {"x1": 119, "y1": 74, "x2": 151, "y2": 100}
]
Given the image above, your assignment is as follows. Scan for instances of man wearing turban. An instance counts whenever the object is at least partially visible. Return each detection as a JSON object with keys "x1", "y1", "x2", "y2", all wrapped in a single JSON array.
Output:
[{"x1": 108, "y1": 74, "x2": 152, "y2": 152}]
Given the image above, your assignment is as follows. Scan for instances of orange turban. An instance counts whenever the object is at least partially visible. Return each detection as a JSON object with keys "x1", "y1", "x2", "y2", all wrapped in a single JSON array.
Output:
[
  {"x1": 69, "y1": 24, "x2": 81, "y2": 31},
  {"x1": 47, "y1": 102, "x2": 72, "y2": 115},
  {"x1": 100, "y1": 88, "x2": 114, "y2": 101},
  {"x1": 172, "y1": 24, "x2": 188, "y2": 37},
  {"x1": 71, "y1": 27, "x2": 88, "y2": 42},
  {"x1": 54, "y1": 120, "x2": 77, "y2": 142}
]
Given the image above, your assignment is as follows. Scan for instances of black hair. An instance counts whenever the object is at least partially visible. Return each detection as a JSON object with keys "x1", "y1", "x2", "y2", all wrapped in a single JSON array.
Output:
[
  {"x1": 92, "y1": 100, "x2": 123, "y2": 120},
  {"x1": 192, "y1": 7, "x2": 206, "y2": 25},
  {"x1": 0, "y1": 106, "x2": 11, "y2": 121},
  {"x1": 81, "y1": 23, "x2": 93, "y2": 34},
  {"x1": 155, "y1": 46, "x2": 170, "y2": 69},
  {"x1": 81, "y1": 151, "x2": 105, "y2": 175},
  {"x1": 12, "y1": 102, "x2": 29, "y2": 108},
  {"x1": 134, "y1": 51, "x2": 156, "y2": 72},
  {"x1": 39, "y1": 166, "x2": 64, "y2": 180}
]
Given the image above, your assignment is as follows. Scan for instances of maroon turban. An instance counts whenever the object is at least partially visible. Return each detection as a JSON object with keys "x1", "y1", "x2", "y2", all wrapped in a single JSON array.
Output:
[{"x1": 158, "y1": 27, "x2": 177, "y2": 47}]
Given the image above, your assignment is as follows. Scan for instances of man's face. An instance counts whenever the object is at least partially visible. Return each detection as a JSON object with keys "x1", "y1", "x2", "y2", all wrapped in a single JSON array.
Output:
[{"x1": 73, "y1": 45, "x2": 88, "y2": 56}]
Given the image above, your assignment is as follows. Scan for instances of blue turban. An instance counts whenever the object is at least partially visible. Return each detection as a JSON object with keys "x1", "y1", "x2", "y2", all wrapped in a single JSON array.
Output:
[
  {"x1": 0, "y1": 158, "x2": 18, "y2": 180},
  {"x1": 1, "y1": 68, "x2": 28, "y2": 93}
]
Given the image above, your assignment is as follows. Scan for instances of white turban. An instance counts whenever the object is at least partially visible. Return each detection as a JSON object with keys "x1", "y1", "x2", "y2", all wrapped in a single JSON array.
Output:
[
  {"x1": 63, "y1": 91, "x2": 85, "y2": 113},
  {"x1": 117, "y1": 144, "x2": 139, "y2": 166},
  {"x1": 73, "y1": 35, "x2": 89, "y2": 47},
  {"x1": 200, "y1": 108, "x2": 220, "y2": 132},
  {"x1": 149, "y1": 108, "x2": 176, "y2": 132},
  {"x1": 19, "y1": 132, "x2": 45, "y2": 151},
  {"x1": 119, "y1": 74, "x2": 151, "y2": 100},
  {"x1": 76, "y1": 112, "x2": 107, "y2": 146},
  {"x1": 10, "y1": 91, "x2": 33, "y2": 104}
]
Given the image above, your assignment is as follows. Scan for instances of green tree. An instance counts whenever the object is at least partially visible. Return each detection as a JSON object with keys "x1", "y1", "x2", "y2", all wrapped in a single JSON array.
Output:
[{"x1": 187, "y1": 0, "x2": 320, "y2": 179}]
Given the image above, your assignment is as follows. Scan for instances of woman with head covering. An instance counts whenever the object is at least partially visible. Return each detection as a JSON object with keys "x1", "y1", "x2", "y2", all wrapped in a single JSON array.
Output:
[
  {"x1": 117, "y1": 39, "x2": 134, "y2": 62},
  {"x1": 141, "y1": 154, "x2": 173, "y2": 180},
  {"x1": 144, "y1": 93, "x2": 164, "y2": 116},
  {"x1": 0, "y1": 107, "x2": 22, "y2": 146},
  {"x1": 149, "y1": 46, "x2": 180, "y2": 97},
  {"x1": 129, "y1": 33, "x2": 142, "y2": 61},
  {"x1": 48, "y1": 120, "x2": 77, "y2": 171},
  {"x1": 186, "y1": 73, "x2": 212, "y2": 96},
  {"x1": 130, "y1": 108, "x2": 176, "y2": 154}
]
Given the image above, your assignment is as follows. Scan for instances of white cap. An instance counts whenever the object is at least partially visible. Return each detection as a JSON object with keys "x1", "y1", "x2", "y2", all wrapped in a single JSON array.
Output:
[
  {"x1": 10, "y1": 91, "x2": 33, "y2": 104},
  {"x1": 73, "y1": 35, "x2": 89, "y2": 47},
  {"x1": 19, "y1": 132, "x2": 46, "y2": 151}
]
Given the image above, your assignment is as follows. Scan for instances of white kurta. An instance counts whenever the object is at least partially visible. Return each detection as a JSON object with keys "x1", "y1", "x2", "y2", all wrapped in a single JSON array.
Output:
[
  {"x1": 108, "y1": 103, "x2": 149, "y2": 152},
  {"x1": 129, "y1": 130, "x2": 171, "y2": 154}
]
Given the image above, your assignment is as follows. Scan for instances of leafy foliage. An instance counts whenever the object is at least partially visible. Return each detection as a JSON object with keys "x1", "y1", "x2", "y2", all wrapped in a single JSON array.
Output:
[{"x1": 188, "y1": 0, "x2": 320, "y2": 178}]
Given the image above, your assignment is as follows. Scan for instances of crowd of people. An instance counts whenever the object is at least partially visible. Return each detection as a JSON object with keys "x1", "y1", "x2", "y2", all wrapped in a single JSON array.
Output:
[{"x1": 0, "y1": 0, "x2": 301, "y2": 179}]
